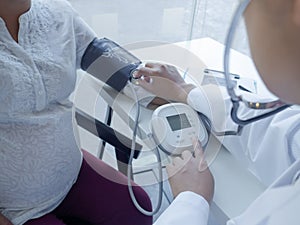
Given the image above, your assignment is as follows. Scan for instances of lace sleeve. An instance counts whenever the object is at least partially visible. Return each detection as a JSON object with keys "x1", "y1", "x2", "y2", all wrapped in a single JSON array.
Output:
[{"x1": 68, "y1": 1, "x2": 97, "y2": 68}]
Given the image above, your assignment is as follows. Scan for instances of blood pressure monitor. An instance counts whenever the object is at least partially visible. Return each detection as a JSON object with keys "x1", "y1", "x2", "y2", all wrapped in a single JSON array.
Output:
[{"x1": 151, "y1": 103, "x2": 208, "y2": 155}]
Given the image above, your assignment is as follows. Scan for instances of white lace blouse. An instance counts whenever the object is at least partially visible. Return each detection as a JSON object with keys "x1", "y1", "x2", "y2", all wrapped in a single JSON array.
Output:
[{"x1": 0, "y1": 0, "x2": 96, "y2": 224}]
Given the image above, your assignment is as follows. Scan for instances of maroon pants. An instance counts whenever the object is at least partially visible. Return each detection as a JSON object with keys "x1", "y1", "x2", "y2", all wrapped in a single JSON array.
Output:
[{"x1": 24, "y1": 150, "x2": 152, "y2": 225}]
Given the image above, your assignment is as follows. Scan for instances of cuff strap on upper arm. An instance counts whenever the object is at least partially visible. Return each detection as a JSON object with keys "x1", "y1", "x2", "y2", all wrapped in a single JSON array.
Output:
[{"x1": 81, "y1": 38, "x2": 141, "y2": 92}]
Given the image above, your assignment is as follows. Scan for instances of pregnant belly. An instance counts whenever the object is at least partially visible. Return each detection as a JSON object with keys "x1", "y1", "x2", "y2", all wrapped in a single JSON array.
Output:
[{"x1": 0, "y1": 110, "x2": 82, "y2": 208}]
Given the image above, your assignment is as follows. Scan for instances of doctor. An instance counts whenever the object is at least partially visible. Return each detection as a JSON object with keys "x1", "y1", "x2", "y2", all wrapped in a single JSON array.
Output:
[{"x1": 135, "y1": 0, "x2": 300, "y2": 224}]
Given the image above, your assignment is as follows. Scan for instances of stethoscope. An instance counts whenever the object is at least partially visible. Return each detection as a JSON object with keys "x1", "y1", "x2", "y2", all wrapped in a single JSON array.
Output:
[
  {"x1": 224, "y1": 0, "x2": 291, "y2": 134},
  {"x1": 128, "y1": 0, "x2": 293, "y2": 216}
]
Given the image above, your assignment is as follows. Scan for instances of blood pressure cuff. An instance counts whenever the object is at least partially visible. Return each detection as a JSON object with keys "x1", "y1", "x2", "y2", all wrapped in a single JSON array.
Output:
[{"x1": 81, "y1": 38, "x2": 141, "y2": 92}]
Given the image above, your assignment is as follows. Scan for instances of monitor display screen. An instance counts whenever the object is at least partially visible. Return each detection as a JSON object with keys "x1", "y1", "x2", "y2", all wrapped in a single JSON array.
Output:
[{"x1": 166, "y1": 113, "x2": 191, "y2": 131}]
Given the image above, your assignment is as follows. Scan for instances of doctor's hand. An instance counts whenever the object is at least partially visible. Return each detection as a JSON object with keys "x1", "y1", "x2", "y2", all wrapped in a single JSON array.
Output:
[
  {"x1": 166, "y1": 141, "x2": 214, "y2": 203},
  {"x1": 0, "y1": 212, "x2": 13, "y2": 225},
  {"x1": 133, "y1": 62, "x2": 196, "y2": 103}
]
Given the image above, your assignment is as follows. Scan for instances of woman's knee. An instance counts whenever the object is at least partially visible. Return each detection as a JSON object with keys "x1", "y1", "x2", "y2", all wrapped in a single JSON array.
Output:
[{"x1": 132, "y1": 185, "x2": 152, "y2": 212}]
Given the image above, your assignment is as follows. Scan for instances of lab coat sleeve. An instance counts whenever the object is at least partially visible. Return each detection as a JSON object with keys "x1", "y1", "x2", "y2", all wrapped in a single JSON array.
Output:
[
  {"x1": 154, "y1": 191, "x2": 209, "y2": 225},
  {"x1": 187, "y1": 85, "x2": 300, "y2": 186}
]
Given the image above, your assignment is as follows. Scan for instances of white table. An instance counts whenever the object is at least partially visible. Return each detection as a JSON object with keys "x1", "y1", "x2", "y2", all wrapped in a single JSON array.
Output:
[{"x1": 74, "y1": 38, "x2": 267, "y2": 224}]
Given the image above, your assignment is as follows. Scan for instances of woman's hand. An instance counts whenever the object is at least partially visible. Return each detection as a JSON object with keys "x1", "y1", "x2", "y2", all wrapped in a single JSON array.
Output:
[
  {"x1": 166, "y1": 141, "x2": 214, "y2": 203},
  {"x1": 0, "y1": 213, "x2": 13, "y2": 225},
  {"x1": 133, "y1": 62, "x2": 196, "y2": 103}
]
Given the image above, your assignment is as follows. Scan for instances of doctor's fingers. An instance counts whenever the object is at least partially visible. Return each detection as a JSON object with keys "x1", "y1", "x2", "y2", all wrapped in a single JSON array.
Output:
[
  {"x1": 143, "y1": 62, "x2": 162, "y2": 69},
  {"x1": 134, "y1": 66, "x2": 157, "y2": 79},
  {"x1": 193, "y1": 141, "x2": 209, "y2": 172},
  {"x1": 134, "y1": 62, "x2": 167, "y2": 79},
  {"x1": 136, "y1": 63, "x2": 183, "y2": 82},
  {"x1": 171, "y1": 156, "x2": 185, "y2": 167},
  {"x1": 193, "y1": 140, "x2": 204, "y2": 159},
  {"x1": 167, "y1": 150, "x2": 194, "y2": 175},
  {"x1": 181, "y1": 150, "x2": 193, "y2": 161},
  {"x1": 173, "y1": 149, "x2": 195, "y2": 164},
  {"x1": 137, "y1": 76, "x2": 187, "y2": 103}
]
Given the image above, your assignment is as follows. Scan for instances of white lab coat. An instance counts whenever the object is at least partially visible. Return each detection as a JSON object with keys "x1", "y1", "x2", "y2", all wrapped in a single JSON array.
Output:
[
  {"x1": 154, "y1": 86, "x2": 300, "y2": 225},
  {"x1": 187, "y1": 86, "x2": 300, "y2": 186}
]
